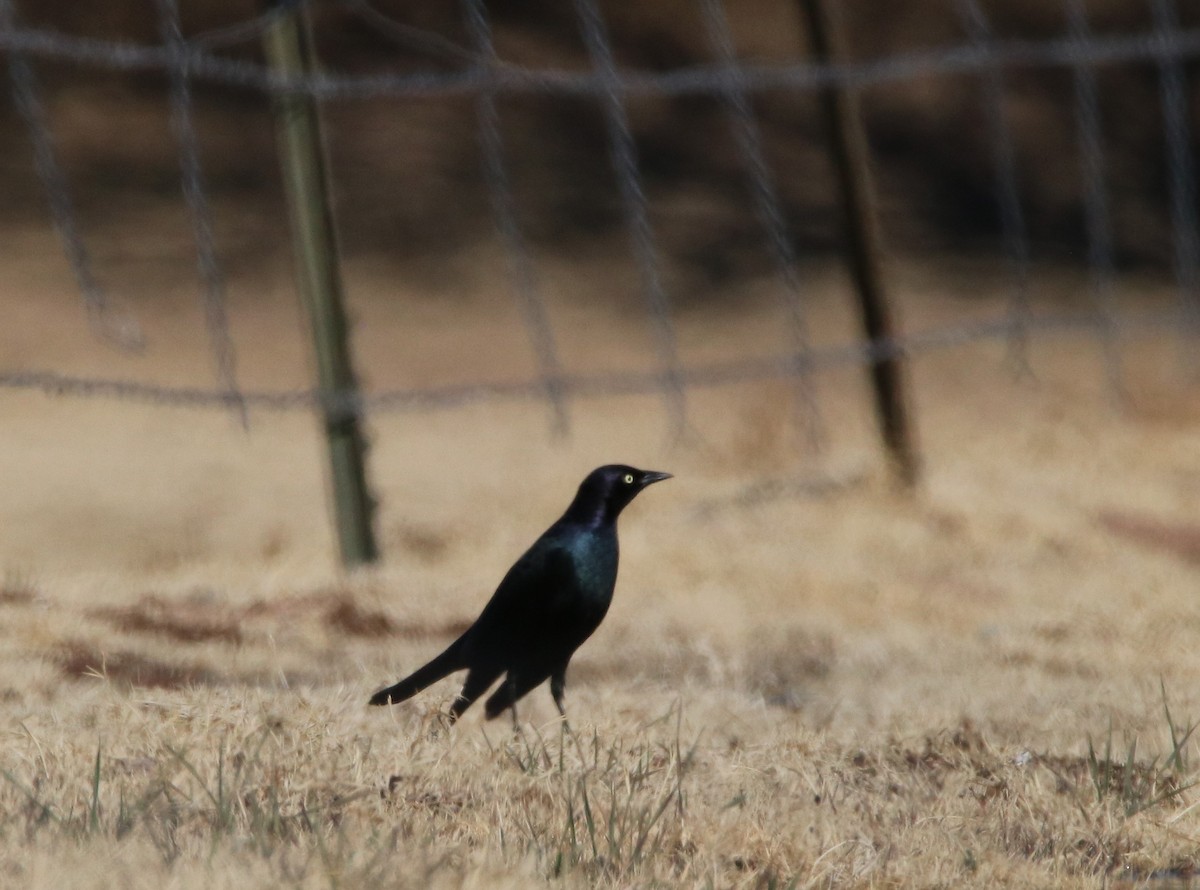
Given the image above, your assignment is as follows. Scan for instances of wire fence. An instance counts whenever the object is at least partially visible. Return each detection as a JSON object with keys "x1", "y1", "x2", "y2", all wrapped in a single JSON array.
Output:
[{"x1": 2, "y1": 0, "x2": 1199, "y2": 430}]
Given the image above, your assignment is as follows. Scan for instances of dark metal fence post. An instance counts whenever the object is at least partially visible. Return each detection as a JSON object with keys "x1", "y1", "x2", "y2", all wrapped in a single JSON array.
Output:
[
  {"x1": 798, "y1": 0, "x2": 920, "y2": 485},
  {"x1": 262, "y1": 2, "x2": 379, "y2": 566}
]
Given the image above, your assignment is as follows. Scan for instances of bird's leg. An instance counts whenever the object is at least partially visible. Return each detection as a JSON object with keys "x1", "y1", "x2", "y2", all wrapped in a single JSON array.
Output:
[
  {"x1": 501, "y1": 677, "x2": 538, "y2": 760},
  {"x1": 549, "y1": 667, "x2": 567, "y2": 718},
  {"x1": 448, "y1": 667, "x2": 501, "y2": 724},
  {"x1": 448, "y1": 691, "x2": 474, "y2": 724},
  {"x1": 550, "y1": 664, "x2": 585, "y2": 758},
  {"x1": 505, "y1": 675, "x2": 521, "y2": 733}
]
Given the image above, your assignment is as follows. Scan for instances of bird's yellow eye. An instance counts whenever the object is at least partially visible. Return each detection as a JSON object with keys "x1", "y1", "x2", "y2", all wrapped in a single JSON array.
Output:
[{"x1": 623, "y1": 473, "x2": 634, "y2": 484}]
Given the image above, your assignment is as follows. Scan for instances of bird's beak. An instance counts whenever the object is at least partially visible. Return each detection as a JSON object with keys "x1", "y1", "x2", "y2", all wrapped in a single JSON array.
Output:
[{"x1": 640, "y1": 471, "x2": 673, "y2": 486}]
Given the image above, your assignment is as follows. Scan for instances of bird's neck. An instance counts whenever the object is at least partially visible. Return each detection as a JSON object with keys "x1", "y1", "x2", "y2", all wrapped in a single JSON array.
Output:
[{"x1": 561, "y1": 497, "x2": 619, "y2": 529}]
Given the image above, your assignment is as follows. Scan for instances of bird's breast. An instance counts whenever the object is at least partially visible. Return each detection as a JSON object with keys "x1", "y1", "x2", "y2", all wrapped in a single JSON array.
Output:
[{"x1": 562, "y1": 531, "x2": 618, "y2": 599}]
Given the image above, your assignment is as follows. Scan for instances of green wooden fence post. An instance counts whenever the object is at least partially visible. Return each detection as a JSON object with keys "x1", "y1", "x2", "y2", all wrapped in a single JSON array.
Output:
[{"x1": 262, "y1": 2, "x2": 379, "y2": 565}]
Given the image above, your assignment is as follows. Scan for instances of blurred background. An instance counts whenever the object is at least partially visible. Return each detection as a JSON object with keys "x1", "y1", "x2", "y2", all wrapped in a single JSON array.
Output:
[
  {"x1": 4, "y1": 0, "x2": 1198, "y2": 269},
  {"x1": 0, "y1": 0, "x2": 1198, "y2": 573}
]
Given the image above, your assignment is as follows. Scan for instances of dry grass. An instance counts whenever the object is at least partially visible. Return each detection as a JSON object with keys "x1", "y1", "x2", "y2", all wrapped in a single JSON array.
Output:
[{"x1": 3, "y1": 236, "x2": 1200, "y2": 887}]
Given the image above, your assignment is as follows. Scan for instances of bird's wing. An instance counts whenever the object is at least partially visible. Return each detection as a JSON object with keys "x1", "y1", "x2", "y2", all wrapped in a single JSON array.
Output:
[
  {"x1": 460, "y1": 532, "x2": 585, "y2": 656},
  {"x1": 478, "y1": 534, "x2": 580, "y2": 618},
  {"x1": 460, "y1": 530, "x2": 614, "y2": 671}
]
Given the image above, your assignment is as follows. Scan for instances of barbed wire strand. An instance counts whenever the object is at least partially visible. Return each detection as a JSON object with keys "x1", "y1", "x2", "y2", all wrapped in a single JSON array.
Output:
[
  {"x1": 954, "y1": 0, "x2": 1033, "y2": 377},
  {"x1": 699, "y1": 0, "x2": 824, "y2": 454},
  {"x1": 0, "y1": 308, "x2": 1183, "y2": 416},
  {"x1": 1150, "y1": 0, "x2": 1200, "y2": 372},
  {"x1": 343, "y1": 0, "x2": 484, "y2": 68},
  {"x1": 189, "y1": 1, "x2": 293, "y2": 50},
  {"x1": 6, "y1": 15, "x2": 1198, "y2": 100},
  {"x1": 156, "y1": 0, "x2": 246, "y2": 426},
  {"x1": 0, "y1": 0, "x2": 144, "y2": 352},
  {"x1": 1064, "y1": 0, "x2": 1123, "y2": 399},
  {"x1": 461, "y1": 0, "x2": 569, "y2": 436},
  {"x1": 570, "y1": 0, "x2": 688, "y2": 439}
]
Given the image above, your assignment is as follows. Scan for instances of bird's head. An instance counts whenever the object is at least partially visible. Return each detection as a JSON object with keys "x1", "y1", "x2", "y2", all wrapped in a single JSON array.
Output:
[{"x1": 567, "y1": 464, "x2": 672, "y2": 525}]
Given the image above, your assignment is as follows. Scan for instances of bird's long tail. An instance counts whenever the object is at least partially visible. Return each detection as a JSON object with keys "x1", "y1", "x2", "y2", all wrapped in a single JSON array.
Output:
[{"x1": 368, "y1": 641, "x2": 464, "y2": 706}]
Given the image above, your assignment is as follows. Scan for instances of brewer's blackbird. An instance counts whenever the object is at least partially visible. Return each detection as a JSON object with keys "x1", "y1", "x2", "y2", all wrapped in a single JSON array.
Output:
[{"x1": 369, "y1": 465, "x2": 671, "y2": 722}]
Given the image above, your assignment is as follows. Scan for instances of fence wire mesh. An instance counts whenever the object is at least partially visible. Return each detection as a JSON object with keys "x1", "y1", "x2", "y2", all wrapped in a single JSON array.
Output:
[{"x1": 1, "y1": 0, "x2": 1198, "y2": 425}]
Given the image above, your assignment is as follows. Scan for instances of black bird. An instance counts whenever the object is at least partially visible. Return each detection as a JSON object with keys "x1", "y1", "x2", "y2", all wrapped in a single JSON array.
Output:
[{"x1": 369, "y1": 465, "x2": 671, "y2": 723}]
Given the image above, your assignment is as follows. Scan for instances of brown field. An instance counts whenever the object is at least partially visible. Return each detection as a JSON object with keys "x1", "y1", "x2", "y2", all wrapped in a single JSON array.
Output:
[{"x1": 3, "y1": 220, "x2": 1200, "y2": 887}]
